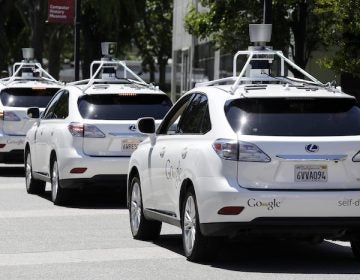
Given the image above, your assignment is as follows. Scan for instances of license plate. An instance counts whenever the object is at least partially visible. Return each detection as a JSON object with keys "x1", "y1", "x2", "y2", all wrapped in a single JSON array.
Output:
[
  {"x1": 121, "y1": 139, "x2": 141, "y2": 152},
  {"x1": 295, "y1": 165, "x2": 328, "y2": 182}
]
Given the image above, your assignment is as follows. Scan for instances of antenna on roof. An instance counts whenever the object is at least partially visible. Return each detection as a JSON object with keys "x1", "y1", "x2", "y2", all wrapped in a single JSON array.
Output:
[
  {"x1": 22, "y1": 48, "x2": 35, "y2": 62},
  {"x1": 100, "y1": 42, "x2": 118, "y2": 79},
  {"x1": 101, "y1": 42, "x2": 117, "y2": 60},
  {"x1": 249, "y1": 24, "x2": 272, "y2": 47}
]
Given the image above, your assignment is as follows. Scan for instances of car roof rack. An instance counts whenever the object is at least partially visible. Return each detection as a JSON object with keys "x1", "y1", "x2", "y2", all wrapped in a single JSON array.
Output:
[
  {"x1": 195, "y1": 24, "x2": 337, "y2": 94},
  {"x1": 69, "y1": 42, "x2": 158, "y2": 92},
  {"x1": 69, "y1": 59, "x2": 159, "y2": 93},
  {"x1": 0, "y1": 48, "x2": 62, "y2": 86}
]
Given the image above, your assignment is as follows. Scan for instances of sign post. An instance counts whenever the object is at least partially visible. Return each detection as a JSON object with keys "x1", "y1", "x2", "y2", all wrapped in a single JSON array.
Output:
[{"x1": 74, "y1": 0, "x2": 81, "y2": 81}]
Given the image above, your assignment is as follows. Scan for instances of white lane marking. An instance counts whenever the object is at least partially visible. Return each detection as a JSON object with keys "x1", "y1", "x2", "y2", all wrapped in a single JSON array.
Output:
[
  {"x1": 0, "y1": 208, "x2": 128, "y2": 218},
  {"x1": 0, "y1": 247, "x2": 181, "y2": 266},
  {"x1": 0, "y1": 184, "x2": 24, "y2": 190}
]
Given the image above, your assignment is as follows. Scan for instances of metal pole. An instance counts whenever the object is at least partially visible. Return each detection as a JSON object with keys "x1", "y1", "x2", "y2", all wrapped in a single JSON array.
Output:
[
  {"x1": 263, "y1": 0, "x2": 272, "y2": 24},
  {"x1": 74, "y1": 0, "x2": 81, "y2": 81}
]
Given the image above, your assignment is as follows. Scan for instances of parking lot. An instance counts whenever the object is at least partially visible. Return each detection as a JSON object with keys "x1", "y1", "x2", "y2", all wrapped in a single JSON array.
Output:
[{"x1": 0, "y1": 165, "x2": 359, "y2": 280}]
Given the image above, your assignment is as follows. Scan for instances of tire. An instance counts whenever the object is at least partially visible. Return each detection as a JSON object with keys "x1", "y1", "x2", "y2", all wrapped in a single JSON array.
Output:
[
  {"x1": 25, "y1": 150, "x2": 46, "y2": 194},
  {"x1": 51, "y1": 157, "x2": 68, "y2": 205},
  {"x1": 181, "y1": 190, "x2": 220, "y2": 262},
  {"x1": 129, "y1": 176, "x2": 162, "y2": 240},
  {"x1": 351, "y1": 237, "x2": 360, "y2": 260}
]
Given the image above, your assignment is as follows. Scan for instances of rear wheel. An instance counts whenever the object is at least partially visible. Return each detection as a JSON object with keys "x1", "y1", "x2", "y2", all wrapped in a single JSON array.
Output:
[
  {"x1": 51, "y1": 158, "x2": 68, "y2": 205},
  {"x1": 351, "y1": 237, "x2": 360, "y2": 260},
  {"x1": 25, "y1": 150, "x2": 45, "y2": 194},
  {"x1": 129, "y1": 176, "x2": 162, "y2": 240},
  {"x1": 181, "y1": 190, "x2": 220, "y2": 262}
]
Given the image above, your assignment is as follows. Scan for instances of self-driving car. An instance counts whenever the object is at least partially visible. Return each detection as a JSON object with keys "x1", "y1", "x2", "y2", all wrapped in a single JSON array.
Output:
[
  {"x1": 128, "y1": 24, "x2": 360, "y2": 262},
  {"x1": 0, "y1": 48, "x2": 62, "y2": 163},
  {"x1": 25, "y1": 43, "x2": 172, "y2": 205}
]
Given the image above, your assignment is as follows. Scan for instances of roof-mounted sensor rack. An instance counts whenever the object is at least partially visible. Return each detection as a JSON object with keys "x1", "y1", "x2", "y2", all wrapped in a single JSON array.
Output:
[
  {"x1": 195, "y1": 24, "x2": 332, "y2": 94},
  {"x1": 0, "y1": 48, "x2": 62, "y2": 86},
  {"x1": 69, "y1": 42, "x2": 158, "y2": 92}
]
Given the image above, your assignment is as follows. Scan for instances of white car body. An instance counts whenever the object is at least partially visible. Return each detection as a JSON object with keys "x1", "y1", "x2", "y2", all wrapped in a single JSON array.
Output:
[
  {"x1": 25, "y1": 59, "x2": 172, "y2": 204},
  {"x1": 0, "y1": 61, "x2": 62, "y2": 163},
  {"x1": 128, "y1": 45, "x2": 360, "y2": 261}
]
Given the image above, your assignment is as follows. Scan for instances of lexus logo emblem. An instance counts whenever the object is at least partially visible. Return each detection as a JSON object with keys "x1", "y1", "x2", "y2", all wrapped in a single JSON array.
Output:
[
  {"x1": 305, "y1": 144, "x2": 319, "y2": 153},
  {"x1": 129, "y1": 125, "x2": 136, "y2": 131}
]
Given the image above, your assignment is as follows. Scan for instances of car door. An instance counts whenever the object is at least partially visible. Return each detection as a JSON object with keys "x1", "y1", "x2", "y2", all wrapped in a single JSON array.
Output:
[
  {"x1": 149, "y1": 93, "x2": 211, "y2": 217},
  {"x1": 34, "y1": 91, "x2": 68, "y2": 174},
  {"x1": 146, "y1": 94, "x2": 194, "y2": 215}
]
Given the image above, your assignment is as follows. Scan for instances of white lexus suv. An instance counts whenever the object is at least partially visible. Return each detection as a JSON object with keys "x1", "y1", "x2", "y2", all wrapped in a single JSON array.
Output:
[
  {"x1": 25, "y1": 45, "x2": 172, "y2": 205},
  {"x1": 128, "y1": 24, "x2": 360, "y2": 262},
  {"x1": 0, "y1": 48, "x2": 62, "y2": 163}
]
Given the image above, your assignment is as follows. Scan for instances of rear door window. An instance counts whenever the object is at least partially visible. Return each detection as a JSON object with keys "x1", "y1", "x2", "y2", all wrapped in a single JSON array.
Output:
[
  {"x1": 178, "y1": 93, "x2": 211, "y2": 134},
  {"x1": 78, "y1": 94, "x2": 172, "y2": 120},
  {"x1": 0, "y1": 87, "x2": 60, "y2": 108},
  {"x1": 225, "y1": 97, "x2": 360, "y2": 136}
]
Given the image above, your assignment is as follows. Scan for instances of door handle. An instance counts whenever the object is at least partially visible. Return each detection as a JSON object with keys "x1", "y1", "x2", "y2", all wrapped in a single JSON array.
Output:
[
  {"x1": 181, "y1": 148, "x2": 188, "y2": 159},
  {"x1": 160, "y1": 147, "x2": 165, "y2": 158}
]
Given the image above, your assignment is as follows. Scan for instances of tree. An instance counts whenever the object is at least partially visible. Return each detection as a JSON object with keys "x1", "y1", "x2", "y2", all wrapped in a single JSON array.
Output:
[
  {"x1": 133, "y1": 0, "x2": 173, "y2": 91},
  {"x1": 184, "y1": 0, "x2": 324, "y2": 75},
  {"x1": 80, "y1": 0, "x2": 138, "y2": 78},
  {"x1": 16, "y1": 0, "x2": 47, "y2": 63}
]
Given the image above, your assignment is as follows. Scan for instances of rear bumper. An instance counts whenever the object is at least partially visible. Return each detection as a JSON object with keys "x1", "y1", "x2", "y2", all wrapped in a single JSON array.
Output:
[
  {"x1": 195, "y1": 176, "x2": 360, "y2": 238},
  {"x1": 200, "y1": 217, "x2": 360, "y2": 237},
  {"x1": 0, "y1": 134, "x2": 25, "y2": 163},
  {"x1": 0, "y1": 150, "x2": 24, "y2": 163},
  {"x1": 58, "y1": 149, "x2": 131, "y2": 180},
  {"x1": 60, "y1": 174, "x2": 127, "y2": 189}
]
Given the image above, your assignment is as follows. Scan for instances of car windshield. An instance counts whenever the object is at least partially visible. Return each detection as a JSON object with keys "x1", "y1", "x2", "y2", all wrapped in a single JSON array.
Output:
[
  {"x1": 0, "y1": 87, "x2": 60, "y2": 108},
  {"x1": 78, "y1": 93, "x2": 172, "y2": 120},
  {"x1": 225, "y1": 97, "x2": 360, "y2": 136}
]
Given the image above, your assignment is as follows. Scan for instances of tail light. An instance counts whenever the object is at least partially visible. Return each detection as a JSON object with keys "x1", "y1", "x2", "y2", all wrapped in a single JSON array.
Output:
[
  {"x1": 68, "y1": 123, "x2": 105, "y2": 138},
  {"x1": 0, "y1": 111, "x2": 21, "y2": 121},
  {"x1": 213, "y1": 139, "x2": 270, "y2": 162}
]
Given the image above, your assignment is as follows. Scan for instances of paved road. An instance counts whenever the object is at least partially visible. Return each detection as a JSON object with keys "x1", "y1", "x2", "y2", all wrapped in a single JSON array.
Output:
[{"x1": 0, "y1": 165, "x2": 360, "y2": 280}]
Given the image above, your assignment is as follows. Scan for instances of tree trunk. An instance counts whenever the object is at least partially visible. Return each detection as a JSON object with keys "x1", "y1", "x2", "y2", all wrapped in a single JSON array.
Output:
[
  {"x1": 31, "y1": 0, "x2": 47, "y2": 63},
  {"x1": 341, "y1": 72, "x2": 360, "y2": 101},
  {"x1": 291, "y1": 0, "x2": 307, "y2": 77},
  {"x1": 158, "y1": 57, "x2": 167, "y2": 91},
  {"x1": 0, "y1": 0, "x2": 13, "y2": 71},
  {"x1": 48, "y1": 27, "x2": 65, "y2": 80}
]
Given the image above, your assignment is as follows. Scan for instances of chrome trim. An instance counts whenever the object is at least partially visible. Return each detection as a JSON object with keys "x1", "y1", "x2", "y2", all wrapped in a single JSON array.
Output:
[
  {"x1": 276, "y1": 154, "x2": 347, "y2": 161},
  {"x1": 108, "y1": 132, "x2": 145, "y2": 137}
]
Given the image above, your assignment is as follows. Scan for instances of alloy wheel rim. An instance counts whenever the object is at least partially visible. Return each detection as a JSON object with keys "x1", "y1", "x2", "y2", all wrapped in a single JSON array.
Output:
[
  {"x1": 25, "y1": 155, "x2": 31, "y2": 190},
  {"x1": 51, "y1": 162, "x2": 58, "y2": 200},
  {"x1": 130, "y1": 182, "x2": 141, "y2": 235},
  {"x1": 183, "y1": 195, "x2": 196, "y2": 254}
]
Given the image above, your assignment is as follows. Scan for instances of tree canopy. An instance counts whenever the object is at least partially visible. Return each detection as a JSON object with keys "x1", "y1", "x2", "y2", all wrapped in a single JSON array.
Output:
[
  {"x1": 184, "y1": 0, "x2": 324, "y2": 72},
  {"x1": 0, "y1": 0, "x2": 173, "y2": 90},
  {"x1": 314, "y1": 0, "x2": 360, "y2": 77}
]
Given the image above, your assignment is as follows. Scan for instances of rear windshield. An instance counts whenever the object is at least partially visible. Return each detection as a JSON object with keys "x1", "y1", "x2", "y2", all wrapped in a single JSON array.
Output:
[
  {"x1": 78, "y1": 94, "x2": 172, "y2": 120},
  {"x1": 225, "y1": 98, "x2": 360, "y2": 136},
  {"x1": 0, "y1": 87, "x2": 60, "y2": 108}
]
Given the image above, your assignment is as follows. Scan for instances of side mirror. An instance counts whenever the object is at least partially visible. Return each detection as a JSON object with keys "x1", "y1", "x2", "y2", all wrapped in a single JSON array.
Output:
[
  {"x1": 27, "y1": 107, "x2": 40, "y2": 119},
  {"x1": 137, "y1": 117, "x2": 155, "y2": 134}
]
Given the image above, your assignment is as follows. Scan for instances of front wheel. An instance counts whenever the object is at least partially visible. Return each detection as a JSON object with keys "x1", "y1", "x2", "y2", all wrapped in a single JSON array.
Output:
[
  {"x1": 129, "y1": 176, "x2": 162, "y2": 240},
  {"x1": 25, "y1": 151, "x2": 45, "y2": 194},
  {"x1": 181, "y1": 190, "x2": 220, "y2": 262}
]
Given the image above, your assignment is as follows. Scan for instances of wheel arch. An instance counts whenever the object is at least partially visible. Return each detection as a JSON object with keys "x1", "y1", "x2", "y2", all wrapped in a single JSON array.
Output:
[
  {"x1": 179, "y1": 178, "x2": 195, "y2": 221},
  {"x1": 24, "y1": 143, "x2": 30, "y2": 161},
  {"x1": 49, "y1": 150, "x2": 57, "y2": 173},
  {"x1": 128, "y1": 166, "x2": 140, "y2": 207}
]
